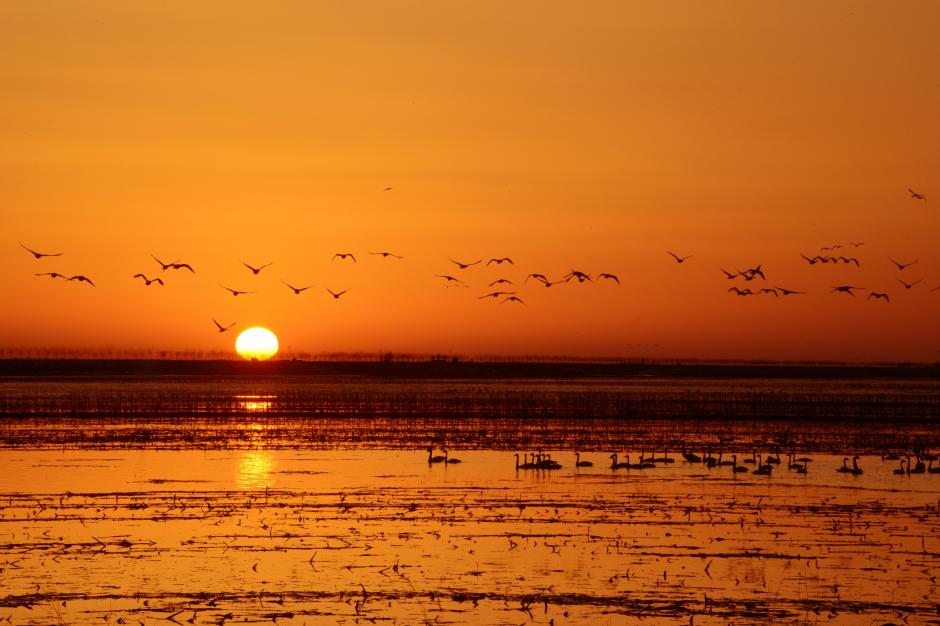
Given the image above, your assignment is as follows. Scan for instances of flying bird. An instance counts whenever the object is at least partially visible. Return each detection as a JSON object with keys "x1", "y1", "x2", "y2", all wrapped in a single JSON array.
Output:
[
  {"x1": 243, "y1": 261, "x2": 273, "y2": 275},
  {"x1": 889, "y1": 257, "x2": 918, "y2": 271},
  {"x1": 151, "y1": 254, "x2": 180, "y2": 271},
  {"x1": 564, "y1": 270, "x2": 593, "y2": 283},
  {"x1": 896, "y1": 278, "x2": 923, "y2": 290},
  {"x1": 68, "y1": 275, "x2": 95, "y2": 286},
  {"x1": 219, "y1": 284, "x2": 254, "y2": 296},
  {"x1": 501, "y1": 296, "x2": 525, "y2": 305},
  {"x1": 831, "y1": 285, "x2": 864, "y2": 296},
  {"x1": 868, "y1": 292, "x2": 890, "y2": 303},
  {"x1": 479, "y1": 291, "x2": 516, "y2": 299},
  {"x1": 743, "y1": 265, "x2": 766, "y2": 280},
  {"x1": 728, "y1": 287, "x2": 754, "y2": 296},
  {"x1": 326, "y1": 289, "x2": 347, "y2": 299},
  {"x1": 450, "y1": 258, "x2": 481, "y2": 269},
  {"x1": 435, "y1": 274, "x2": 467, "y2": 285},
  {"x1": 383, "y1": 187, "x2": 394, "y2": 192},
  {"x1": 212, "y1": 318, "x2": 236, "y2": 333},
  {"x1": 35, "y1": 272, "x2": 66, "y2": 280},
  {"x1": 20, "y1": 242, "x2": 62, "y2": 259},
  {"x1": 720, "y1": 268, "x2": 739, "y2": 279},
  {"x1": 909, "y1": 188, "x2": 926, "y2": 201},
  {"x1": 133, "y1": 274, "x2": 164, "y2": 286},
  {"x1": 167, "y1": 261, "x2": 195, "y2": 273},
  {"x1": 486, "y1": 257, "x2": 514, "y2": 266},
  {"x1": 837, "y1": 256, "x2": 860, "y2": 266},
  {"x1": 666, "y1": 251, "x2": 692, "y2": 264},
  {"x1": 525, "y1": 273, "x2": 550, "y2": 284},
  {"x1": 773, "y1": 287, "x2": 806, "y2": 296},
  {"x1": 489, "y1": 278, "x2": 514, "y2": 286},
  {"x1": 332, "y1": 253, "x2": 356, "y2": 263},
  {"x1": 757, "y1": 288, "x2": 779, "y2": 297},
  {"x1": 282, "y1": 280, "x2": 314, "y2": 294},
  {"x1": 369, "y1": 251, "x2": 404, "y2": 259},
  {"x1": 598, "y1": 273, "x2": 620, "y2": 285},
  {"x1": 848, "y1": 242, "x2": 865, "y2": 248}
]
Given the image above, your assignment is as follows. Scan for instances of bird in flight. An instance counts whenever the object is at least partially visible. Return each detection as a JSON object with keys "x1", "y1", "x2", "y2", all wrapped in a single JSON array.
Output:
[
  {"x1": 909, "y1": 188, "x2": 926, "y2": 201},
  {"x1": 889, "y1": 257, "x2": 918, "y2": 271},
  {"x1": 489, "y1": 278, "x2": 514, "y2": 286},
  {"x1": 219, "y1": 284, "x2": 254, "y2": 296},
  {"x1": 774, "y1": 287, "x2": 805, "y2": 296},
  {"x1": 486, "y1": 257, "x2": 514, "y2": 266},
  {"x1": 167, "y1": 261, "x2": 195, "y2": 273},
  {"x1": 282, "y1": 280, "x2": 314, "y2": 294},
  {"x1": 820, "y1": 244, "x2": 842, "y2": 252},
  {"x1": 896, "y1": 278, "x2": 923, "y2": 290},
  {"x1": 369, "y1": 251, "x2": 404, "y2": 259},
  {"x1": 332, "y1": 253, "x2": 356, "y2": 263},
  {"x1": 837, "y1": 256, "x2": 860, "y2": 266},
  {"x1": 151, "y1": 254, "x2": 180, "y2": 270},
  {"x1": 598, "y1": 273, "x2": 620, "y2": 285},
  {"x1": 20, "y1": 242, "x2": 63, "y2": 259},
  {"x1": 383, "y1": 187, "x2": 394, "y2": 192},
  {"x1": 133, "y1": 274, "x2": 164, "y2": 286},
  {"x1": 501, "y1": 296, "x2": 525, "y2": 305},
  {"x1": 666, "y1": 251, "x2": 692, "y2": 264},
  {"x1": 326, "y1": 288, "x2": 347, "y2": 299},
  {"x1": 800, "y1": 254, "x2": 823, "y2": 265},
  {"x1": 831, "y1": 285, "x2": 864, "y2": 296},
  {"x1": 435, "y1": 274, "x2": 467, "y2": 285},
  {"x1": 848, "y1": 242, "x2": 865, "y2": 248},
  {"x1": 757, "y1": 288, "x2": 779, "y2": 297},
  {"x1": 35, "y1": 272, "x2": 66, "y2": 280},
  {"x1": 479, "y1": 291, "x2": 516, "y2": 299},
  {"x1": 243, "y1": 261, "x2": 273, "y2": 275},
  {"x1": 720, "y1": 268, "x2": 739, "y2": 279},
  {"x1": 212, "y1": 318, "x2": 237, "y2": 333},
  {"x1": 728, "y1": 287, "x2": 754, "y2": 296},
  {"x1": 526, "y1": 273, "x2": 550, "y2": 284},
  {"x1": 743, "y1": 265, "x2": 766, "y2": 280},
  {"x1": 450, "y1": 258, "x2": 481, "y2": 269},
  {"x1": 564, "y1": 270, "x2": 593, "y2": 283},
  {"x1": 868, "y1": 292, "x2": 890, "y2": 303},
  {"x1": 68, "y1": 275, "x2": 95, "y2": 286}
]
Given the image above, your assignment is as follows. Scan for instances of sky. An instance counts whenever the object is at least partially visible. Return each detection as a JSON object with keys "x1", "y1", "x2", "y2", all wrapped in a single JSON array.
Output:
[{"x1": 2, "y1": 1, "x2": 939, "y2": 362}]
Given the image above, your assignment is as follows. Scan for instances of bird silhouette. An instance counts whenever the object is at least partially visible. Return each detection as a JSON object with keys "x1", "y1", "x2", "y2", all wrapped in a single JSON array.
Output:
[
  {"x1": 773, "y1": 287, "x2": 805, "y2": 296},
  {"x1": 486, "y1": 257, "x2": 514, "y2": 266},
  {"x1": 212, "y1": 318, "x2": 236, "y2": 333},
  {"x1": 909, "y1": 188, "x2": 926, "y2": 201},
  {"x1": 757, "y1": 288, "x2": 778, "y2": 297},
  {"x1": 525, "y1": 273, "x2": 550, "y2": 284},
  {"x1": 369, "y1": 251, "x2": 404, "y2": 259},
  {"x1": 435, "y1": 274, "x2": 467, "y2": 285},
  {"x1": 489, "y1": 278, "x2": 514, "y2": 286},
  {"x1": 598, "y1": 273, "x2": 620, "y2": 285},
  {"x1": 728, "y1": 287, "x2": 754, "y2": 296},
  {"x1": 743, "y1": 265, "x2": 766, "y2": 280},
  {"x1": 666, "y1": 251, "x2": 692, "y2": 263},
  {"x1": 848, "y1": 242, "x2": 864, "y2": 248},
  {"x1": 837, "y1": 256, "x2": 860, "y2": 266},
  {"x1": 868, "y1": 292, "x2": 890, "y2": 303},
  {"x1": 821, "y1": 244, "x2": 842, "y2": 252},
  {"x1": 889, "y1": 257, "x2": 918, "y2": 271},
  {"x1": 479, "y1": 291, "x2": 516, "y2": 299},
  {"x1": 219, "y1": 284, "x2": 254, "y2": 296},
  {"x1": 151, "y1": 254, "x2": 180, "y2": 270},
  {"x1": 282, "y1": 280, "x2": 314, "y2": 294},
  {"x1": 501, "y1": 296, "x2": 525, "y2": 304},
  {"x1": 896, "y1": 278, "x2": 923, "y2": 290},
  {"x1": 383, "y1": 186, "x2": 394, "y2": 192},
  {"x1": 68, "y1": 275, "x2": 95, "y2": 286},
  {"x1": 326, "y1": 289, "x2": 347, "y2": 299},
  {"x1": 831, "y1": 285, "x2": 864, "y2": 296},
  {"x1": 20, "y1": 242, "x2": 62, "y2": 259},
  {"x1": 332, "y1": 253, "x2": 356, "y2": 262},
  {"x1": 720, "y1": 268, "x2": 739, "y2": 279},
  {"x1": 450, "y1": 258, "x2": 481, "y2": 269},
  {"x1": 243, "y1": 261, "x2": 273, "y2": 275},
  {"x1": 168, "y1": 262, "x2": 195, "y2": 273},
  {"x1": 133, "y1": 274, "x2": 164, "y2": 286},
  {"x1": 564, "y1": 270, "x2": 593, "y2": 283},
  {"x1": 35, "y1": 272, "x2": 66, "y2": 280},
  {"x1": 800, "y1": 253, "x2": 822, "y2": 265}
]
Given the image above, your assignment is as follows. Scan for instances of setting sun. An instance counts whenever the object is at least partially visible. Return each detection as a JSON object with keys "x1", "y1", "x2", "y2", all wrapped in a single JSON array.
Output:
[{"x1": 235, "y1": 327, "x2": 279, "y2": 361}]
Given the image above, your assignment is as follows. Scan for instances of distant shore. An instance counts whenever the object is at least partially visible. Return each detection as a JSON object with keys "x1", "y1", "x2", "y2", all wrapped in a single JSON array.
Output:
[{"x1": 0, "y1": 358, "x2": 938, "y2": 380}]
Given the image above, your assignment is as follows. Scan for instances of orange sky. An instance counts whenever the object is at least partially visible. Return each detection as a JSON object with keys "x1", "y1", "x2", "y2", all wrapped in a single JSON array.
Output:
[{"x1": 2, "y1": 1, "x2": 939, "y2": 362}]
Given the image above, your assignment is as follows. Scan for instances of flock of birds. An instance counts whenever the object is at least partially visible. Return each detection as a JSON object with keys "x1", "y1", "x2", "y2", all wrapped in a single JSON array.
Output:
[
  {"x1": 424, "y1": 446, "x2": 940, "y2": 477},
  {"x1": 16, "y1": 188, "x2": 934, "y2": 335}
]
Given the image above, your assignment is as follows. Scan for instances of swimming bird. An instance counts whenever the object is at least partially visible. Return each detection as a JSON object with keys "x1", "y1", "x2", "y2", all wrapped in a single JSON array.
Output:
[
  {"x1": 35, "y1": 272, "x2": 66, "y2": 280},
  {"x1": 501, "y1": 296, "x2": 525, "y2": 304},
  {"x1": 243, "y1": 261, "x2": 273, "y2": 275},
  {"x1": 598, "y1": 273, "x2": 620, "y2": 285},
  {"x1": 836, "y1": 457, "x2": 852, "y2": 473},
  {"x1": 666, "y1": 251, "x2": 692, "y2": 264},
  {"x1": 133, "y1": 274, "x2": 164, "y2": 286},
  {"x1": 609, "y1": 454, "x2": 630, "y2": 470},
  {"x1": 68, "y1": 275, "x2": 95, "y2": 286},
  {"x1": 732, "y1": 455, "x2": 749, "y2": 473},
  {"x1": 326, "y1": 289, "x2": 347, "y2": 299},
  {"x1": 212, "y1": 318, "x2": 236, "y2": 333},
  {"x1": 282, "y1": 281, "x2": 314, "y2": 294},
  {"x1": 369, "y1": 251, "x2": 404, "y2": 259},
  {"x1": 514, "y1": 453, "x2": 537, "y2": 470},
  {"x1": 909, "y1": 188, "x2": 926, "y2": 201},
  {"x1": 20, "y1": 242, "x2": 62, "y2": 259},
  {"x1": 427, "y1": 448, "x2": 445, "y2": 464},
  {"x1": 489, "y1": 278, "x2": 514, "y2": 286},
  {"x1": 896, "y1": 278, "x2": 922, "y2": 290},
  {"x1": 850, "y1": 455, "x2": 863, "y2": 475},
  {"x1": 435, "y1": 274, "x2": 466, "y2": 285},
  {"x1": 479, "y1": 291, "x2": 515, "y2": 299},
  {"x1": 151, "y1": 254, "x2": 180, "y2": 270},
  {"x1": 444, "y1": 450, "x2": 462, "y2": 464},
  {"x1": 486, "y1": 257, "x2": 514, "y2": 266},
  {"x1": 889, "y1": 257, "x2": 918, "y2": 271},
  {"x1": 893, "y1": 459, "x2": 908, "y2": 475},
  {"x1": 332, "y1": 253, "x2": 356, "y2": 262},
  {"x1": 219, "y1": 284, "x2": 254, "y2": 296},
  {"x1": 450, "y1": 258, "x2": 481, "y2": 269},
  {"x1": 831, "y1": 285, "x2": 864, "y2": 296},
  {"x1": 868, "y1": 292, "x2": 890, "y2": 303},
  {"x1": 752, "y1": 463, "x2": 773, "y2": 476},
  {"x1": 682, "y1": 450, "x2": 702, "y2": 463},
  {"x1": 774, "y1": 287, "x2": 805, "y2": 296},
  {"x1": 575, "y1": 452, "x2": 593, "y2": 467}
]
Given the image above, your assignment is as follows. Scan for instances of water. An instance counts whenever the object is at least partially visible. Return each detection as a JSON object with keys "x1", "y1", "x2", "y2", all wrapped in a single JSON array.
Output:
[{"x1": 1, "y1": 373, "x2": 939, "y2": 624}]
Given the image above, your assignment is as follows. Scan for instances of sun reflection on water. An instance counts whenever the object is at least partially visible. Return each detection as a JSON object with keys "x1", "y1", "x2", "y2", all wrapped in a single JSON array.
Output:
[
  {"x1": 235, "y1": 394, "x2": 275, "y2": 412},
  {"x1": 237, "y1": 449, "x2": 275, "y2": 489}
]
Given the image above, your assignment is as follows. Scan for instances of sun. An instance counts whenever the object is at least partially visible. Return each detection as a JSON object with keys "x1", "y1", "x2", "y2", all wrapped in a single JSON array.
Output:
[{"x1": 235, "y1": 327, "x2": 279, "y2": 361}]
